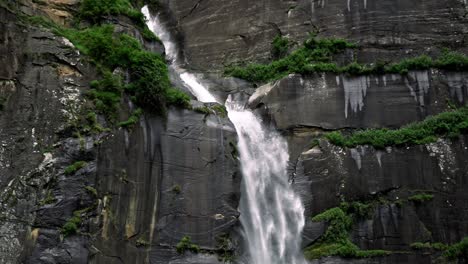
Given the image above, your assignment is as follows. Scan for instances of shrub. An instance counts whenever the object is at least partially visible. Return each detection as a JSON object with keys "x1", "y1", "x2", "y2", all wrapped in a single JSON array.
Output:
[
  {"x1": 326, "y1": 106, "x2": 468, "y2": 148},
  {"x1": 225, "y1": 36, "x2": 356, "y2": 83},
  {"x1": 176, "y1": 236, "x2": 200, "y2": 254},
  {"x1": 305, "y1": 206, "x2": 390, "y2": 260},
  {"x1": 64, "y1": 161, "x2": 87, "y2": 175},
  {"x1": 408, "y1": 193, "x2": 434, "y2": 203},
  {"x1": 118, "y1": 108, "x2": 143, "y2": 128},
  {"x1": 79, "y1": 0, "x2": 159, "y2": 41},
  {"x1": 60, "y1": 25, "x2": 189, "y2": 116},
  {"x1": 411, "y1": 242, "x2": 448, "y2": 251},
  {"x1": 435, "y1": 50, "x2": 468, "y2": 71},
  {"x1": 271, "y1": 35, "x2": 289, "y2": 59},
  {"x1": 443, "y1": 237, "x2": 468, "y2": 260},
  {"x1": 61, "y1": 214, "x2": 82, "y2": 237}
]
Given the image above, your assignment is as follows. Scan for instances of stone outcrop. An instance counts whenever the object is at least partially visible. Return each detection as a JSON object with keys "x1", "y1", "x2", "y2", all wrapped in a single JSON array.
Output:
[
  {"x1": 249, "y1": 71, "x2": 466, "y2": 130},
  {"x1": 90, "y1": 109, "x2": 239, "y2": 263}
]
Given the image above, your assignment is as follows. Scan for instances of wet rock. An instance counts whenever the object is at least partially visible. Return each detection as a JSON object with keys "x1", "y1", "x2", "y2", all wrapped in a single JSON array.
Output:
[
  {"x1": 250, "y1": 71, "x2": 465, "y2": 130},
  {"x1": 91, "y1": 108, "x2": 239, "y2": 263}
]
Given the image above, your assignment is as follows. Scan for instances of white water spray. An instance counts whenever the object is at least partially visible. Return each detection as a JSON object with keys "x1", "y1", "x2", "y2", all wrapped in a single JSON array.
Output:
[
  {"x1": 142, "y1": 6, "x2": 216, "y2": 103},
  {"x1": 143, "y1": 6, "x2": 306, "y2": 264}
]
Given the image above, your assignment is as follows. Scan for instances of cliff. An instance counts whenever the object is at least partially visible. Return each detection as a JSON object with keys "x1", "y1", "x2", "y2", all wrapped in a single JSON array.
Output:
[{"x1": 0, "y1": 0, "x2": 468, "y2": 263}]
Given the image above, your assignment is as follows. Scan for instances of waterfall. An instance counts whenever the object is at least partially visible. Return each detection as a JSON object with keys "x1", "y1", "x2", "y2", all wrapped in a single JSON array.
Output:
[
  {"x1": 142, "y1": 6, "x2": 306, "y2": 264},
  {"x1": 142, "y1": 6, "x2": 216, "y2": 103}
]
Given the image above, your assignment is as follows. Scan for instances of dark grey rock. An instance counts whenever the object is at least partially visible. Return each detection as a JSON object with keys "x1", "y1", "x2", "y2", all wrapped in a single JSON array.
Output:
[
  {"x1": 91, "y1": 108, "x2": 239, "y2": 263},
  {"x1": 250, "y1": 71, "x2": 465, "y2": 130}
]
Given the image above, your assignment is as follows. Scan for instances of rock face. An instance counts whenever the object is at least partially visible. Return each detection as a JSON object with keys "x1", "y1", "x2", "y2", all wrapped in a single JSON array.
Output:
[
  {"x1": 249, "y1": 71, "x2": 466, "y2": 130},
  {"x1": 164, "y1": 0, "x2": 468, "y2": 71},
  {"x1": 2, "y1": 0, "x2": 468, "y2": 263},
  {"x1": 90, "y1": 109, "x2": 239, "y2": 263},
  {"x1": 0, "y1": 4, "x2": 97, "y2": 263}
]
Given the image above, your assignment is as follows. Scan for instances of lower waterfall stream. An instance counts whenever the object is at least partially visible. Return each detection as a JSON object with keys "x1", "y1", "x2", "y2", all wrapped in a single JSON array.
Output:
[{"x1": 142, "y1": 6, "x2": 306, "y2": 264}]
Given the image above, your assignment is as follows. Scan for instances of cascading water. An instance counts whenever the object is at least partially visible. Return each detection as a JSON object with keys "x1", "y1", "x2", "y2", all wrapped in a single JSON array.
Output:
[
  {"x1": 142, "y1": 6, "x2": 216, "y2": 103},
  {"x1": 226, "y1": 101, "x2": 306, "y2": 264},
  {"x1": 142, "y1": 6, "x2": 306, "y2": 264}
]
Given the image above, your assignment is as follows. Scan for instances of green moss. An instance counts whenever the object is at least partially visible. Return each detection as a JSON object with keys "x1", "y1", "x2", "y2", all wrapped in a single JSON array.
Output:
[
  {"x1": 194, "y1": 106, "x2": 211, "y2": 115},
  {"x1": 408, "y1": 193, "x2": 434, "y2": 203},
  {"x1": 85, "y1": 186, "x2": 98, "y2": 197},
  {"x1": 211, "y1": 105, "x2": 228, "y2": 118},
  {"x1": 61, "y1": 214, "x2": 82, "y2": 237},
  {"x1": 64, "y1": 161, "x2": 87, "y2": 175},
  {"x1": 326, "y1": 106, "x2": 468, "y2": 148},
  {"x1": 176, "y1": 236, "x2": 200, "y2": 254},
  {"x1": 443, "y1": 237, "x2": 468, "y2": 260},
  {"x1": 118, "y1": 108, "x2": 143, "y2": 128},
  {"x1": 194, "y1": 104, "x2": 228, "y2": 118},
  {"x1": 305, "y1": 205, "x2": 390, "y2": 260},
  {"x1": 411, "y1": 242, "x2": 448, "y2": 251},
  {"x1": 39, "y1": 190, "x2": 57, "y2": 206}
]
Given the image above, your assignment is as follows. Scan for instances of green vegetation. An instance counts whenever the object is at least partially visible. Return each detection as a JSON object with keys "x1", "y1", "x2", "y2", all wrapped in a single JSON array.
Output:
[
  {"x1": 408, "y1": 193, "x2": 434, "y2": 203},
  {"x1": 64, "y1": 161, "x2": 87, "y2": 175},
  {"x1": 176, "y1": 236, "x2": 200, "y2": 254},
  {"x1": 225, "y1": 35, "x2": 356, "y2": 83},
  {"x1": 194, "y1": 106, "x2": 211, "y2": 115},
  {"x1": 58, "y1": 25, "x2": 189, "y2": 117},
  {"x1": 304, "y1": 204, "x2": 390, "y2": 260},
  {"x1": 226, "y1": 34, "x2": 468, "y2": 83},
  {"x1": 61, "y1": 212, "x2": 82, "y2": 237},
  {"x1": 412, "y1": 237, "x2": 468, "y2": 260},
  {"x1": 136, "y1": 237, "x2": 150, "y2": 247},
  {"x1": 410, "y1": 242, "x2": 447, "y2": 251},
  {"x1": 85, "y1": 186, "x2": 98, "y2": 197},
  {"x1": 326, "y1": 106, "x2": 468, "y2": 149},
  {"x1": 22, "y1": 4, "x2": 189, "y2": 128},
  {"x1": 194, "y1": 104, "x2": 228, "y2": 118},
  {"x1": 118, "y1": 108, "x2": 143, "y2": 128},
  {"x1": 79, "y1": 0, "x2": 158, "y2": 41},
  {"x1": 172, "y1": 184, "x2": 181, "y2": 194},
  {"x1": 271, "y1": 35, "x2": 289, "y2": 59},
  {"x1": 39, "y1": 190, "x2": 57, "y2": 206},
  {"x1": 443, "y1": 237, "x2": 468, "y2": 260},
  {"x1": 215, "y1": 234, "x2": 235, "y2": 262}
]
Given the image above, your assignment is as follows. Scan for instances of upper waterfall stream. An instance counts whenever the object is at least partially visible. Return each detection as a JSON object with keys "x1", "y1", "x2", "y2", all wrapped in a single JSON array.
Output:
[{"x1": 142, "y1": 6, "x2": 306, "y2": 264}]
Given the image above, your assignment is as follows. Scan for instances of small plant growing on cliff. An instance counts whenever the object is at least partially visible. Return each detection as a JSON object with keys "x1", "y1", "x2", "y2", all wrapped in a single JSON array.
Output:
[
  {"x1": 61, "y1": 213, "x2": 82, "y2": 237},
  {"x1": 443, "y1": 237, "x2": 468, "y2": 260},
  {"x1": 64, "y1": 161, "x2": 87, "y2": 175},
  {"x1": 411, "y1": 242, "x2": 447, "y2": 251},
  {"x1": 172, "y1": 184, "x2": 181, "y2": 194},
  {"x1": 118, "y1": 108, "x2": 143, "y2": 128},
  {"x1": 326, "y1": 106, "x2": 468, "y2": 148},
  {"x1": 408, "y1": 193, "x2": 434, "y2": 203},
  {"x1": 39, "y1": 190, "x2": 57, "y2": 206},
  {"x1": 271, "y1": 35, "x2": 289, "y2": 59},
  {"x1": 136, "y1": 237, "x2": 150, "y2": 247},
  {"x1": 304, "y1": 205, "x2": 390, "y2": 260},
  {"x1": 176, "y1": 236, "x2": 200, "y2": 254}
]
